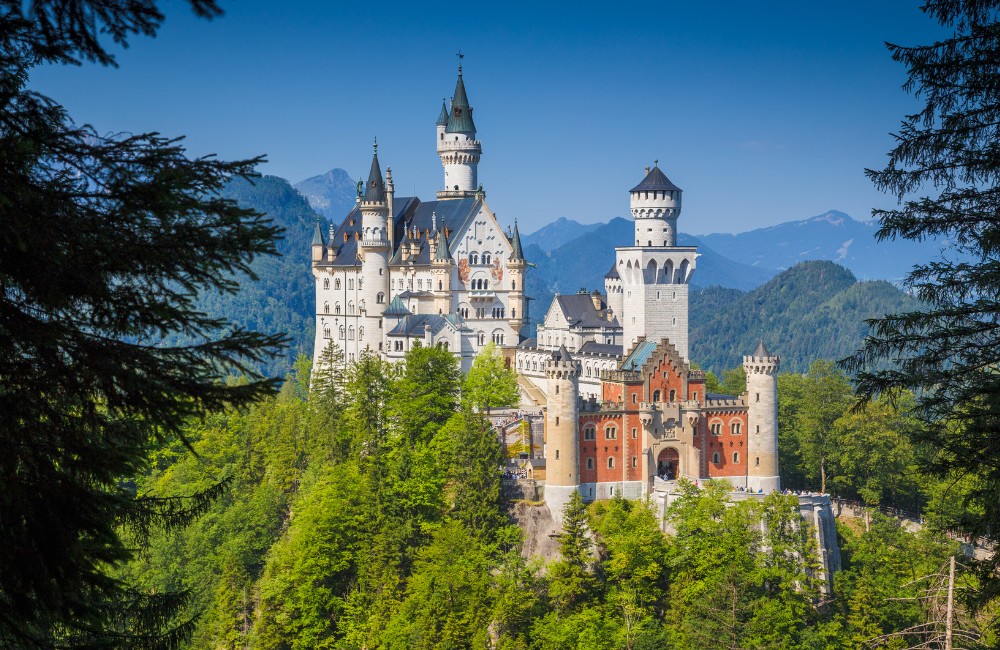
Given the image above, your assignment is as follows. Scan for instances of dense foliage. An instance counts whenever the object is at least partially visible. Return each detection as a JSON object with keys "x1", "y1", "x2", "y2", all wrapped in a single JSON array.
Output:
[
  {"x1": 122, "y1": 347, "x2": 986, "y2": 648},
  {"x1": 0, "y1": 1, "x2": 284, "y2": 646},
  {"x1": 844, "y1": 0, "x2": 1000, "y2": 609}
]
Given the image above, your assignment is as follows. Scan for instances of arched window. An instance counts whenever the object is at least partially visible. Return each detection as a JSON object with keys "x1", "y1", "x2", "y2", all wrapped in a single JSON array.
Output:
[
  {"x1": 359, "y1": 326, "x2": 364, "y2": 338},
  {"x1": 339, "y1": 325, "x2": 345, "y2": 339},
  {"x1": 376, "y1": 292, "x2": 385, "y2": 304},
  {"x1": 482, "y1": 252, "x2": 491, "y2": 264},
  {"x1": 652, "y1": 390, "x2": 660, "y2": 402},
  {"x1": 348, "y1": 302, "x2": 355, "y2": 315},
  {"x1": 323, "y1": 326, "x2": 331, "y2": 338},
  {"x1": 583, "y1": 426, "x2": 596, "y2": 440},
  {"x1": 733, "y1": 452, "x2": 740, "y2": 464},
  {"x1": 731, "y1": 422, "x2": 742, "y2": 435},
  {"x1": 335, "y1": 302, "x2": 341, "y2": 314},
  {"x1": 348, "y1": 326, "x2": 354, "y2": 340},
  {"x1": 608, "y1": 457, "x2": 615, "y2": 469},
  {"x1": 605, "y1": 426, "x2": 617, "y2": 440},
  {"x1": 470, "y1": 253, "x2": 479, "y2": 264},
  {"x1": 483, "y1": 280, "x2": 489, "y2": 290},
  {"x1": 669, "y1": 389, "x2": 676, "y2": 402},
  {"x1": 442, "y1": 341, "x2": 449, "y2": 351},
  {"x1": 323, "y1": 302, "x2": 330, "y2": 314},
  {"x1": 348, "y1": 278, "x2": 354, "y2": 290},
  {"x1": 712, "y1": 452, "x2": 720, "y2": 464},
  {"x1": 710, "y1": 422, "x2": 722, "y2": 435},
  {"x1": 323, "y1": 278, "x2": 329, "y2": 290},
  {"x1": 335, "y1": 278, "x2": 341, "y2": 290},
  {"x1": 586, "y1": 458, "x2": 594, "y2": 469}
]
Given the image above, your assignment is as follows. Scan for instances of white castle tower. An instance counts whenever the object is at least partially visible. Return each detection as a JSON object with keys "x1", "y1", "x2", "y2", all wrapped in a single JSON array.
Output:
[
  {"x1": 744, "y1": 341, "x2": 780, "y2": 492},
  {"x1": 436, "y1": 60, "x2": 482, "y2": 199},
  {"x1": 358, "y1": 143, "x2": 390, "y2": 353},
  {"x1": 615, "y1": 164, "x2": 698, "y2": 359},
  {"x1": 544, "y1": 345, "x2": 581, "y2": 520}
]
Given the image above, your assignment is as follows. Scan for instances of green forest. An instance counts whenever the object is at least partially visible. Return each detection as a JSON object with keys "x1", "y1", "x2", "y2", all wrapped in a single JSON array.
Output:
[{"x1": 120, "y1": 344, "x2": 986, "y2": 649}]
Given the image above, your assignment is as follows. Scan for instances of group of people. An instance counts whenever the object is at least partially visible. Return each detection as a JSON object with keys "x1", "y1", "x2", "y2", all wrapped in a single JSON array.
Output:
[{"x1": 503, "y1": 467, "x2": 529, "y2": 480}]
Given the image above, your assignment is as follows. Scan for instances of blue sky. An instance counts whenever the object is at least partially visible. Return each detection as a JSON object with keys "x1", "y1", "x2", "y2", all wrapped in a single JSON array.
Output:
[{"x1": 30, "y1": 1, "x2": 946, "y2": 234}]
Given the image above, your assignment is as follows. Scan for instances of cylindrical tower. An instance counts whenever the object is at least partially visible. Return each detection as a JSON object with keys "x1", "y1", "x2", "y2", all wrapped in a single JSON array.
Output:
[
  {"x1": 629, "y1": 164, "x2": 682, "y2": 247},
  {"x1": 744, "y1": 340, "x2": 780, "y2": 492},
  {"x1": 437, "y1": 63, "x2": 482, "y2": 199},
  {"x1": 544, "y1": 345, "x2": 581, "y2": 521},
  {"x1": 604, "y1": 263, "x2": 622, "y2": 322},
  {"x1": 359, "y1": 144, "x2": 390, "y2": 354},
  {"x1": 506, "y1": 222, "x2": 527, "y2": 338},
  {"x1": 431, "y1": 229, "x2": 454, "y2": 315}
]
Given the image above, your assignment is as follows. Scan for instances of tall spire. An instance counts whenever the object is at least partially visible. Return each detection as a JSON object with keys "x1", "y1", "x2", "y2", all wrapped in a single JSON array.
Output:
[
  {"x1": 434, "y1": 229, "x2": 452, "y2": 262},
  {"x1": 311, "y1": 219, "x2": 324, "y2": 246},
  {"x1": 436, "y1": 99, "x2": 449, "y2": 126},
  {"x1": 363, "y1": 138, "x2": 385, "y2": 203},
  {"x1": 446, "y1": 57, "x2": 476, "y2": 134},
  {"x1": 509, "y1": 219, "x2": 525, "y2": 261}
]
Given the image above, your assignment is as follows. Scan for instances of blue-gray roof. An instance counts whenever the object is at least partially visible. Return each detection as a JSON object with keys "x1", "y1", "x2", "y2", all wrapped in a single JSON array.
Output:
[
  {"x1": 311, "y1": 220, "x2": 324, "y2": 246},
  {"x1": 436, "y1": 101, "x2": 449, "y2": 126},
  {"x1": 509, "y1": 222, "x2": 524, "y2": 261},
  {"x1": 383, "y1": 295, "x2": 411, "y2": 317},
  {"x1": 554, "y1": 293, "x2": 618, "y2": 328},
  {"x1": 446, "y1": 71, "x2": 476, "y2": 134},
  {"x1": 605, "y1": 262, "x2": 619, "y2": 280},
  {"x1": 387, "y1": 313, "x2": 461, "y2": 337},
  {"x1": 388, "y1": 197, "x2": 483, "y2": 265},
  {"x1": 753, "y1": 340, "x2": 772, "y2": 357},
  {"x1": 621, "y1": 340, "x2": 658, "y2": 371},
  {"x1": 364, "y1": 151, "x2": 385, "y2": 202},
  {"x1": 630, "y1": 166, "x2": 681, "y2": 193},
  {"x1": 579, "y1": 342, "x2": 623, "y2": 357}
]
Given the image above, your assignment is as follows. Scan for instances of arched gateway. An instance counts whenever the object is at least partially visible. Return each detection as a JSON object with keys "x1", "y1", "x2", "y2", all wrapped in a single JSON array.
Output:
[{"x1": 657, "y1": 448, "x2": 680, "y2": 481}]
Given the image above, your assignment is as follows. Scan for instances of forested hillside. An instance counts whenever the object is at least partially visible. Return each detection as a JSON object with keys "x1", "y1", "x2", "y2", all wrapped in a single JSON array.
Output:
[
  {"x1": 178, "y1": 175, "x2": 328, "y2": 378},
  {"x1": 124, "y1": 345, "x2": 978, "y2": 649},
  {"x1": 690, "y1": 261, "x2": 918, "y2": 373}
]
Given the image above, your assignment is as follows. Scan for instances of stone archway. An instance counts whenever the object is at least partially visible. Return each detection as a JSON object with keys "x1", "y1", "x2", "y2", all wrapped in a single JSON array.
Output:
[{"x1": 657, "y1": 447, "x2": 680, "y2": 481}]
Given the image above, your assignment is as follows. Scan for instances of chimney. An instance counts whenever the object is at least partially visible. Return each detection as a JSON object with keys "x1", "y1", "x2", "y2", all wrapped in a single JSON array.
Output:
[{"x1": 591, "y1": 290, "x2": 602, "y2": 311}]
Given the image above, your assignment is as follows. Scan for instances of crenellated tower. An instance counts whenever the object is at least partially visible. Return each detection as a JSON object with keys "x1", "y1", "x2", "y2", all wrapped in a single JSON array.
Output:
[
  {"x1": 615, "y1": 164, "x2": 698, "y2": 359},
  {"x1": 359, "y1": 142, "x2": 390, "y2": 353},
  {"x1": 544, "y1": 345, "x2": 581, "y2": 520},
  {"x1": 744, "y1": 341, "x2": 780, "y2": 492},
  {"x1": 436, "y1": 61, "x2": 482, "y2": 199}
]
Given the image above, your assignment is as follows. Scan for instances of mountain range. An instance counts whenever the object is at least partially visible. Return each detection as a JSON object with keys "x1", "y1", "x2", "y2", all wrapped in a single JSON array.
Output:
[{"x1": 210, "y1": 168, "x2": 930, "y2": 376}]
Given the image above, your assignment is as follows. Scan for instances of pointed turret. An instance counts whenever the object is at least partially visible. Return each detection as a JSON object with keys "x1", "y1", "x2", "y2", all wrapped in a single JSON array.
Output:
[
  {"x1": 553, "y1": 344, "x2": 573, "y2": 362},
  {"x1": 436, "y1": 100, "x2": 449, "y2": 126},
  {"x1": 434, "y1": 229, "x2": 452, "y2": 262},
  {"x1": 753, "y1": 340, "x2": 772, "y2": 358},
  {"x1": 509, "y1": 221, "x2": 525, "y2": 261},
  {"x1": 447, "y1": 66, "x2": 476, "y2": 134},
  {"x1": 311, "y1": 220, "x2": 324, "y2": 246},
  {"x1": 364, "y1": 144, "x2": 385, "y2": 204}
]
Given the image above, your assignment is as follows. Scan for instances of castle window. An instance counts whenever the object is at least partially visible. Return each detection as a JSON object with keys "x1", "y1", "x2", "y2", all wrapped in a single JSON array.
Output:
[
  {"x1": 512, "y1": 280, "x2": 516, "y2": 290},
  {"x1": 377, "y1": 292, "x2": 385, "y2": 304},
  {"x1": 470, "y1": 253, "x2": 479, "y2": 264},
  {"x1": 692, "y1": 392, "x2": 698, "y2": 401},
  {"x1": 359, "y1": 327, "x2": 364, "y2": 338},
  {"x1": 733, "y1": 452, "x2": 740, "y2": 464},
  {"x1": 756, "y1": 393, "x2": 760, "y2": 402},
  {"x1": 442, "y1": 341, "x2": 449, "y2": 351},
  {"x1": 669, "y1": 389, "x2": 676, "y2": 402},
  {"x1": 731, "y1": 422, "x2": 742, "y2": 435},
  {"x1": 756, "y1": 457, "x2": 760, "y2": 467},
  {"x1": 335, "y1": 278, "x2": 341, "y2": 290},
  {"x1": 439, "y1": 281, "x2": 443, "y2": 290},
  {"x1": 586, "y1": 458, "x2": 594, "y2": 470},
  {"x1": 605, "y1": 426, "x2": 617, "y2": 440},
  {"x1": 756, "y1": 425, "x2": 760, "y2": 434},
  {"x1": 632, "y1": 428, "x2": 637, "y2": 439},
  {"x1": 348, "y1": 326, "x2": 354, "y2": 340},
  {"x1": 379, "y1": 319, "x2": 382, "y2": 329},
  {"x1": 339, "y1": 325, "x2": 345, "y2": 339},
  {"x1": 323, "y1": 302, "x2": 330, "y2": 314},
  {"x1": 335, "y1": 302, "x2": 341, "y2": 314},
  {"x1": 323, "y1": 326, "x2": 331, "y2": 339},
  {"x1": 608, "y1": 457, "x2": 615, "y2": 469},
  {"x1": 631, "y1": 456, "x2": 637, "y2": 468},
  {"x1": 323, "y1": 278, "x2": 329, "y2": 290},
  {"x1": 379, "y1": 268, "x2": 383, "y2": 276},
  {"x1": 348, "y1": 278, "x2": 354, "y2": 290},
  {"x1": 711, "y1": 422, "x2": 722, "y2": 435},
  {"x1": 651, "y1": 390, "x2": 660, "y2": 402},
  {"x1": 712, "y1": 452, "x2": 720, "y2": 464},
  {"x1": 483, "y1": 253, "x2": 491, "y2": 264},
  {"x1": 555, "y1": 385, "x2": 559, "y2": 395},
  {"x1": 555, "y1": 450, "x2": 559, "y2": 460},
  {"x1": 631, "y1": 394, "x2": 637, "y2": 404},
  {"x1": 348, "y1": 302, "x2": 355, "y2": 315},
  {"x1": 417, "y1": 280, "x2": 422, "y2": 289},
  {"x1": 584, "y1": 426, "x2": 596, "y2": 440}
]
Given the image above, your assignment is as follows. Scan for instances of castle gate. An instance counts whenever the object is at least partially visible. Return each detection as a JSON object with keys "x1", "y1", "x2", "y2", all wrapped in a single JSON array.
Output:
[{"x1": 657, "y1": 447, "x2": 680, "y2": 481}]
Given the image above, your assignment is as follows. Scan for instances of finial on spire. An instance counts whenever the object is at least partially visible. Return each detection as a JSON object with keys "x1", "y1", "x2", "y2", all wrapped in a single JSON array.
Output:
[
  {"x1": 373, "y1": 136, "x2": 378, "y2": 155},
  {"x1": 654, "y1": 158, "x2": 659, "y2": 167},
  {"x1": 457, "y1": 51, "x2": 464, "y2": 75}
]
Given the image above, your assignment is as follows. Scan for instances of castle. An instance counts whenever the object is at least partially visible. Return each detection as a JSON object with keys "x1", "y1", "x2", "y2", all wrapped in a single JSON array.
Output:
[{"x1": 310, "y1": 65, "x2": 781, "y2": 518}]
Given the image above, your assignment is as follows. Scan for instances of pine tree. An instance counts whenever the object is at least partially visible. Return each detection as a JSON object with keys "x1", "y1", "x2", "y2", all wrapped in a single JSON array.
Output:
[
  {"x1": 548, "y1": 491, "x2": 594, "y2": 613},
  {"x1": 0, "y1": 2, "x2": 283, "y2": 646},
  {"x1": 844, "y1": 0, "x2": 1000, "y2": 601}
]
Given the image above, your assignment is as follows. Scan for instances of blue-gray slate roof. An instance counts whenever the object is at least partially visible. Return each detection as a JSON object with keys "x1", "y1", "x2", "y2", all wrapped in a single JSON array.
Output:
[
  {"x1": 446, "y1": 71, "x2": 477, "y2": 134},
  {"x1": 554, "y1": 293, "x2": 619, "y2": 328},
  {"x1": 311, "y1": 220, "x2": 324, "y2": 246},
  {"x1": 630, "y1": 165, "x2": 681, "y2": 193},
  {"x1": 509, "y1": 222, "x2": 525, "y2": 261},
  {"x1": 436, "y1": 100, "x2": 449, "y2": 126},
  {"x1": 387, "y1": 313, "x2": 461, "y2": 338},
  {"x1": 364, "y1": 151, "x2": 385, "y2": 202}
]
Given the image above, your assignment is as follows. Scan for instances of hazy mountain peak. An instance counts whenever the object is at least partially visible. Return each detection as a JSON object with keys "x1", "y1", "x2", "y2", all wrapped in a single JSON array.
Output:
[{"x1": 293, "y1": 167, "x2": 358, "y2": 221}]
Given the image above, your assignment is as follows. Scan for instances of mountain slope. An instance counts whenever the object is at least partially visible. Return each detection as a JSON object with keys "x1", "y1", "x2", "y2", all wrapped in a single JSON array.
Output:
[
  {"x1": 521, "y1": 217, "x2": 604, "y2": 253},
  {"x1": 524, "y1": 217, "x2": 780, "y2": 328},
  {"x1": 293, "y1": 168, "x2": 358, "y2": 222},
  {"x1": 689, "y1": 260, "x2": 919, "y2": 373},
  {"x1": 197, "y1": 175, "x2": 326, "y2": 378},
  {"x1": 696, "y1": 210, "x2": 957, "y2": 283}
]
